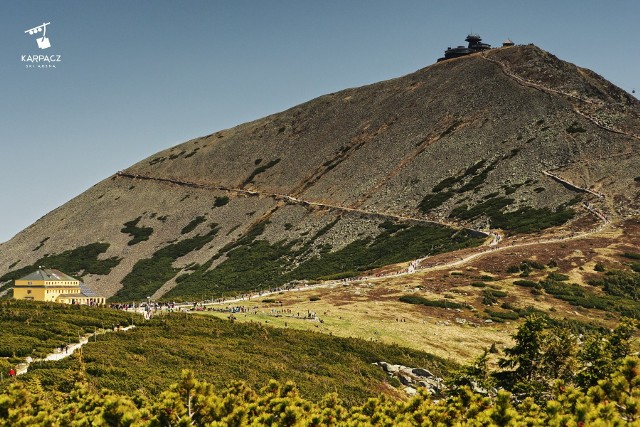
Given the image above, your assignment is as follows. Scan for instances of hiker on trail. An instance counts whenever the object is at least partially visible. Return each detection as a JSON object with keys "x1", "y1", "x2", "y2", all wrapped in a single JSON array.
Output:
[{"x1": 8, "y1": 368, "x2": 15, "y2": 378}]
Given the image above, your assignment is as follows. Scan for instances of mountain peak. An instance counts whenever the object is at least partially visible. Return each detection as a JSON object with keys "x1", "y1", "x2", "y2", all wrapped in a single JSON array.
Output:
[{"x1": 1, "y1": 46, "x2": 639, "y2": 301}]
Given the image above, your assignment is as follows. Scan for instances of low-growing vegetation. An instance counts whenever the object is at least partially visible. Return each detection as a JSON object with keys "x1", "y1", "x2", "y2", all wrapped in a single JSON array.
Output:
[
  {"x1": 566, "y1": 121, "x2": 586, "y2": 133},
  {"x1": 1, "y1": 312, "x2": 638, "y2": 426},
  {"x1": 165, "y1": 221, "x2": 483, "y2": 301},
  {"x1": 0, "y1": 243, "x2": 121, "y2": 282},
  {"x1": 0, "y1": 300, "x2": 134, "y2": 369},
  {"x1": 242, "y1": 158, "x2": 281, "y2": 186},
  {"x1": 121, "y1": 217, "x2": 154, "y2": 246},
  {"x1": 15, "y1": 311, "x2": 451, "y2": 406},
  {"x1": 180, "y1": 216, "x2": 206, "y2": 235},
  {"x1": 450, "y1": 196, "x2": 575, "y2": 234},
  {"x1": 399, "y1": 294, "x2": 469, "y2": 310},
  {"x1": 418, "y1": 160, "x2": 496, "y2": 213},
  {"x1": 212, "y1": 196, "x2": 229, "y2": 207},
  {"x1": 112, "y1": 226, "x2": 220, "y2": 302}
]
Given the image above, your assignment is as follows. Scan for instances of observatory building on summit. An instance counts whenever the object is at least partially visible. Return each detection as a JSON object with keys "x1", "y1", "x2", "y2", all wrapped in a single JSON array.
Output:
[{"x1": 438, "y1": 34, "x2": 492, "y2": 61}]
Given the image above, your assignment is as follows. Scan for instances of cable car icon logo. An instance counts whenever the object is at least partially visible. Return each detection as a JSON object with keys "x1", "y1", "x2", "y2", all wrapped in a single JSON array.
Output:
[{"x1": 25, "y1": 22, "x2": 51, "y2": 49}]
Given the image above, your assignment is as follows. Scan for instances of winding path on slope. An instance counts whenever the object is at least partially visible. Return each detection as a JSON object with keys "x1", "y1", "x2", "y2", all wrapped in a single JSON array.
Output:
[
  {"x1": 180, "y1": 218, "x2": 611, "y2": 311},
  {"x1": 15, "y1": 325, "x2": 137, "y2": 376},
  {"x1": 115, "y1": 171, "x2": 489, "y2": 238},
  {"x1": 116, "y1": 166, "x2": 614, "y2": 308},
  {"x1": 480, "y1": 51, "x2": 640, "y2": 142}
]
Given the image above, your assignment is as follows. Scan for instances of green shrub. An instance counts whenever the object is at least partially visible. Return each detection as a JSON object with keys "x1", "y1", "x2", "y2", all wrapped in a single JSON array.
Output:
[
  {"x1": 21, "y1": 313, "x2": 453, "y2": 406},
  {"x1": 594, "y1": 263, "x2": 606, "y2": 272},
  {"x1": 485, "y1": 309, "x2": 519, "y2": 321},
  {"x1": 164, "y1": 220, "x2": 482, "y2": 301},
  {"x1": 486, "y1": 289, "x2": 508, "y2": 298},
  {"x1": 243, "y1": 158, "x2": 281, "y2": 186},
  {"x1": 0, "y1": 243, "x2": 120, "y2": 281},
  {"x1": 547, "y1": 272, "x2": 570, "y2": 282},
  {"x1": 112, "y1": 226, "x2": 220, "y2": 302},
  {"x1": 471, "y1": 282, "x2": 487, "y2": 288},
  {"x1": 399, "y1": 295, "x2": 468, "y2": 310},
  {"x1": 0, "y1": 300, "x2": 134, "y2": 359},
  {"x1": 432, "y1": 176, "x2": 460, "y2": 192},
  {"x1": 181, "y1": 216, "x2": 206, "y2": 234},
  {"x1": 449, "y1": 195, "x2": 574, "y2": 234},
  {"x1": 418, "y1": 191, "x2": 455, "y2": 212},
  {"x1": 566, "y1": 121, "x2": 586, "y2": 133},
  {"x1": 506, "y1": 265, "x2": 521, "y2": 274},
  {"x1": 121, "y1": 217, "x2": 154, "y2": 245},
  {"x1": 588, "y1": 270, "x2": 640, "y2": 301},
  {"x1": 514, "y1": 280, "x2": 538, "y2": 288},
  {"x1": 213, "y1": 196, "x2": 230, "y2": 207}
]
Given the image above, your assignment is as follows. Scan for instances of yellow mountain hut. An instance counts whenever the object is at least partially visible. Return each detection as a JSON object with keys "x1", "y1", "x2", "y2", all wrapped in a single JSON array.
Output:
[{"x1": 13, "y1": 268, "x2": 105, "y2": 305}]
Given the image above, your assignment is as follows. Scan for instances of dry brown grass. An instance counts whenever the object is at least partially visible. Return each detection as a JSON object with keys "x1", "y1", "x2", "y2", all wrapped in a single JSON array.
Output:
[{"x1": 197, "y1": 218, "x2": 640, "y2": 364}]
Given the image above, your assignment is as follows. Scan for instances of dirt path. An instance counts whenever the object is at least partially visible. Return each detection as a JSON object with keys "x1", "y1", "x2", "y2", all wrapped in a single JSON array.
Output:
[
  {"x1": 15, "y1": 325, "x2": 136, "y2": 376},
  {"x1": 180, "y1": 219, "x2": 611, "y2": 311},
  {"x1": 481, "y1": 51, "x2": 640, "y2": 142},
  {"x1": 115, "y1": 171, "x2": 489, "y2": 238}
]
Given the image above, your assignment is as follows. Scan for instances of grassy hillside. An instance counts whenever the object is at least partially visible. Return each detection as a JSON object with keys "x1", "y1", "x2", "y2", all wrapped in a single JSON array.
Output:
[
  {"x1": 0, "y1": 300, "x2": 135, "y2": 374},
  {"x1": 16, "y1": 309, "x2": 453, "y2": 405}
]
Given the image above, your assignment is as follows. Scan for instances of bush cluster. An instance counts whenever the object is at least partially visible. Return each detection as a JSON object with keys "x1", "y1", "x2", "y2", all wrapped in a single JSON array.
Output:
[{"x1": 0, "y1": 243, "x2": 121, "y2": 282}]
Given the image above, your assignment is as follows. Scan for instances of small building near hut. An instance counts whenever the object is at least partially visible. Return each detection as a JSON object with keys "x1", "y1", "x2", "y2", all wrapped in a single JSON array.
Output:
[{"x1": 13, "y1": 268, "x2": 105, "y2": 305}]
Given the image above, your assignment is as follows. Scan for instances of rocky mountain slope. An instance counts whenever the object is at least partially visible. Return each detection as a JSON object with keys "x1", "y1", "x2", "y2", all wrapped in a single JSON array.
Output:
[{"x1": 1, "y1": 45, "x2": 639, "y2": 301}]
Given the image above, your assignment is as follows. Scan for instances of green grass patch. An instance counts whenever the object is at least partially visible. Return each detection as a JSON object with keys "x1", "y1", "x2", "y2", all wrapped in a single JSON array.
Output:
[
  {"x1": 22, "y1": 313, "x2": 454, "y2": 406},
  {"x1": 622, "y1": 252, "x2": 640, "y2": 260},
  {"x1": 0, "y1": 300, "x2": 135, "y2": 359},
  {"x1": 399, "y1": 295, "x2": 469, "y2": 310}
]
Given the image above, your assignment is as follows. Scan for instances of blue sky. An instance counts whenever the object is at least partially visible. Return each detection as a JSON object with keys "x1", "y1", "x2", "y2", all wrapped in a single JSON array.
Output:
[{"x1": 1, "y1": 0, "x2": 638, "y2": 243}]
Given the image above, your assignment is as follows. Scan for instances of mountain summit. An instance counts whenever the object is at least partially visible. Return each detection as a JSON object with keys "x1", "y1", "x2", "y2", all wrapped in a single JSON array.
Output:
[{"x1": 1, "y1": 45, "x2": 639, "y2": 301}]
